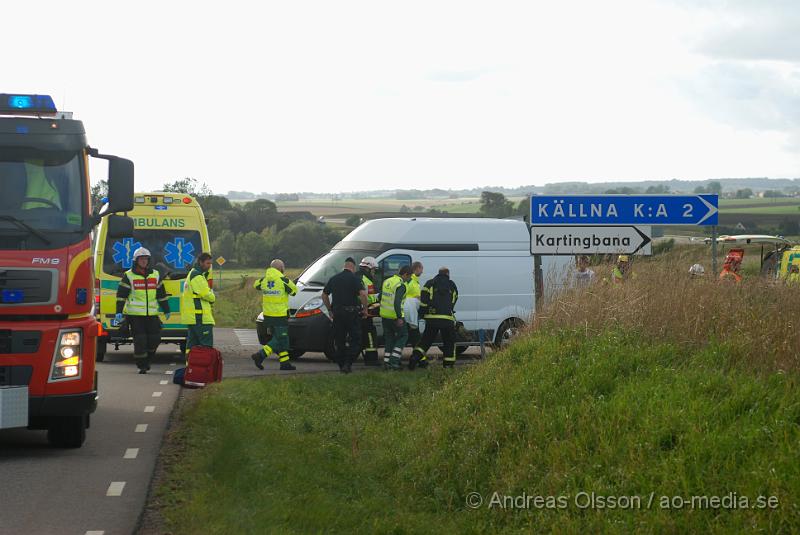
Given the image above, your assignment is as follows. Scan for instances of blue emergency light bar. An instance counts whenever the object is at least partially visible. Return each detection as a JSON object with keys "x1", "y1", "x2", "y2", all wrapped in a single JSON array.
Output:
[{"x1": 0, "y1": 93, "x2": 57, "y2": 113}]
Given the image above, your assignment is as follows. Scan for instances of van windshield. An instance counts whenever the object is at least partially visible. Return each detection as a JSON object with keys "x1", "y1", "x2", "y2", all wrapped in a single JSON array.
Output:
[
  {"x1": 103, "y1": 229, "x2": 203, "y2": 279},
  {"x1": 298, "y1": 250, "x2": 374, "y2": 287}
]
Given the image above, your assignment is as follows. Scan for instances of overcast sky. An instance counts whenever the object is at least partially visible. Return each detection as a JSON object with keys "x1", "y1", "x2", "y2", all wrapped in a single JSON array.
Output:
[{"x1": 4, "y1": 0, "x2": 799, "y2": 194}]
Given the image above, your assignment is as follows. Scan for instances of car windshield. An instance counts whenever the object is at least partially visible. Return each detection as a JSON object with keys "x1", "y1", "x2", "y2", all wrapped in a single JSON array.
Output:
[
  {"x1": 103, "y1": 229, "x2": 203, "y2": 279},
  {"x1": 297, "y1": 250, "x2": 374, "y2": 287},
  {"x1": 0, "y1": 148, "x2": 84, "y2": 236}
]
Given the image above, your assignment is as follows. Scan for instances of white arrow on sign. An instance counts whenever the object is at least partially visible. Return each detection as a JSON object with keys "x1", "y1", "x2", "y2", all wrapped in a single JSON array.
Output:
[{"x1": 531, "y1": 226, "x2": 652, "y2": 255}]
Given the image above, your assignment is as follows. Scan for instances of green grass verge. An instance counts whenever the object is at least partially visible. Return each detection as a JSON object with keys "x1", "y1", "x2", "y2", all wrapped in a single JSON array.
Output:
[{"x1": 157, "y1": 330, "x2": 800, "y2": 533}]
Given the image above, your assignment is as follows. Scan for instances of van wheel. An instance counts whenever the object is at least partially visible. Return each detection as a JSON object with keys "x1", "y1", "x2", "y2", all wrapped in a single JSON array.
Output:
[
  {"x1": 96, "y1": 338, "x2": 107, "y2": 363},
  {"x1": 494, "y1": 319, "x2": 524, "y2": 348},
  {"x1": 47, "y1": 415, "x2": 87, "y2": 448},
  {"x1": 323, "y1": 333, "x2": 337, "y2": 361}
]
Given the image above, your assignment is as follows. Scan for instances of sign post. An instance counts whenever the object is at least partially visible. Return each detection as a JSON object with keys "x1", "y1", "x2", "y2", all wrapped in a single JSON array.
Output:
[{"x1": 215, "y1": 256, "x2": 226, "y2": 289}]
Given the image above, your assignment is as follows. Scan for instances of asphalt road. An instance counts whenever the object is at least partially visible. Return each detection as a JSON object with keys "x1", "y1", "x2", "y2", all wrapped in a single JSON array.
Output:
[{"x1": 0, "y1": 328, "x2": 481, "y2": 535}]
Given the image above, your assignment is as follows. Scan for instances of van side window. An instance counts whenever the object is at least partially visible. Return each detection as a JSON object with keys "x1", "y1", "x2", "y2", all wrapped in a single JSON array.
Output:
[{"x1": 377, "y1": 254, "x2": 411, "y2": 288}]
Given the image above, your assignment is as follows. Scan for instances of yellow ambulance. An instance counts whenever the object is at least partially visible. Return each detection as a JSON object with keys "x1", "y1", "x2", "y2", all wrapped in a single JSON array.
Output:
[{"x1": 93, "y1": 192, "x2": 212, "y2": 360}]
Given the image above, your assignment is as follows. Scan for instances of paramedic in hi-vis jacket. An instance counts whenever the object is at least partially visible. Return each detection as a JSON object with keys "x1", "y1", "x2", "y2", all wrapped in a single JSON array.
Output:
[
  {"x1": 180, "y1": 252, "x2": 216, "y2": 352},
  {"x1": 251, "y1": 259, "x2": 297, "y2": 371},
  {"x1": 115, "y1": 247, "x2": 171, "y2": 374}
]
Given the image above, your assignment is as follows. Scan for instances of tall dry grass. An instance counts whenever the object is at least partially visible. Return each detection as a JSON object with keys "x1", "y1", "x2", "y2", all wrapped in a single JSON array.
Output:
[{"x1": 535, "y1": 252, "x2": 800, "y2": 372}]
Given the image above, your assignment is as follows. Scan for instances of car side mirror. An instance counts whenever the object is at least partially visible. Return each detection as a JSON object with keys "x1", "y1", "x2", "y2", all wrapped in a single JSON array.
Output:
[
  {"x1": 107, "y1": 214, "x2": 134, "y2": 239},
  {"x1": 107, "y1": 158, "x2": 134, "y2": 213}
]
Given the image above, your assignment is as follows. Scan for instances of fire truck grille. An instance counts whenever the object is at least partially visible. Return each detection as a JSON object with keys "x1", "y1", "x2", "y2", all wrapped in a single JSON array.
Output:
[
  {"x1": 0, "y1": 365, "x2": 33, "y2": 386},
  {"x1": 0, "y1": 330, "x2": 42, "y2": 354},
  {"x1": 0, "y1": 269, "x2": 55, "y2": 305}
]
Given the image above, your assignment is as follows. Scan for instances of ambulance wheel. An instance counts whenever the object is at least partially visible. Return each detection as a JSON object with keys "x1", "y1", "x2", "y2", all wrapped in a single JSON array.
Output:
[
  {"x1": 289, "y1": 350, "x2": 305, "y2": 359},
  {"x1": 96, "y1": 338, "x2": 107, "y2": 362},
  {"x1": 47, "y1": 415, "x2": 87, "y2": 448}
]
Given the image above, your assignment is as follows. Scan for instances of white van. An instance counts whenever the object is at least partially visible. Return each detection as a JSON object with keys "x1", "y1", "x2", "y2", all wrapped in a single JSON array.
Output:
[{"x1": 281, "y1": 218, "x2": 572, "y2": 359}]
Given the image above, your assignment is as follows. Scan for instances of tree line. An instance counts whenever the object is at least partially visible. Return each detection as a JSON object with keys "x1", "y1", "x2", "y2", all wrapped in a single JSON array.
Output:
[{"x1": 92, "y1": 178, "x2": 343, "y2": 268}]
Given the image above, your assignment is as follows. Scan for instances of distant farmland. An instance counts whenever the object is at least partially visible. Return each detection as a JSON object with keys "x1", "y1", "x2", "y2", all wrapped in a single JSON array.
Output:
[{"x1": 272, "y1": 197, "x2": 524, "y2": 217}]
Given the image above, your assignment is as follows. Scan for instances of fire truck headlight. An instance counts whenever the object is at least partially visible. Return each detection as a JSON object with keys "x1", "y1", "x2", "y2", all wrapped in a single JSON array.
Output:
[
  {"x1": 50, "y1": 330, "x2": 82, "y2": 381},
  {"x1": 61, "y1": 332, "x2": 81, "y2": 345}
]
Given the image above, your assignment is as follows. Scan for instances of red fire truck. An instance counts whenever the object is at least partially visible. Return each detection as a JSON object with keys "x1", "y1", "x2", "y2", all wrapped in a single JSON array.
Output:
[{"x1": 0, "y1": 93, "x2": 133, "y2": 447}]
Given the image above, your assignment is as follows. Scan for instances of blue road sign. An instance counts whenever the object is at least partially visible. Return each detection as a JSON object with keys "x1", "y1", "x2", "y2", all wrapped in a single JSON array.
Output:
[{"x1": 530, "y1": 194, "x2": 718, "y2": 226}]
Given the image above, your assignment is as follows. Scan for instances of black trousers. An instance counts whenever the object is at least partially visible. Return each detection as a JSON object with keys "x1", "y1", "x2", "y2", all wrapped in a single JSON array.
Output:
[
  {"x1": 361, "y1": 317, "x2": 378, "y2": 362},
  {"x1": 407, "y1": 325, "x2": 421, "y2": 350},
  {"x1": 414, "y1": 318, "x2": 456, "y2": 364},
  {"x1": 332, "y1": 309, "x2": 361, "y2": 367},
  {"x1": 128, "y1": 315, "x2": 161, "y2": 369}
]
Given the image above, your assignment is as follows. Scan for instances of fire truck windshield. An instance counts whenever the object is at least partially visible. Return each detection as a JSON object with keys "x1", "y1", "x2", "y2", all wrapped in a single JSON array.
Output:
[{"x1": 0, "y1": 148, "x2": 85, "y2": 248}]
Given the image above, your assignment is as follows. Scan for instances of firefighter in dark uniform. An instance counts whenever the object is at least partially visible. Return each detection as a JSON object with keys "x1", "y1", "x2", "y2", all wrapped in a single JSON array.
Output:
[
  {"x1": 409, "y1": 267, "x2": 459, "y2": 370},
  {"x1": 357, "y1": 256, "x2": 380, "y2": 366},
  {"x1": 321, "y1": 257, "x2": 369, "y2": 373},
  {"x1": 115, "y1": 247, "x2": 171, "y2": 374}
]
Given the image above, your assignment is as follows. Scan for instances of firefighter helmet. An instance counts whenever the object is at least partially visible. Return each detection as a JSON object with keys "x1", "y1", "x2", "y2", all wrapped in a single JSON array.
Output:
[
  {"x1": 132, "y1": 247, "x2": 152, "y2": 260},
  {"x1": 360, "y1": 256, "x2": 378, "y2": 269}
]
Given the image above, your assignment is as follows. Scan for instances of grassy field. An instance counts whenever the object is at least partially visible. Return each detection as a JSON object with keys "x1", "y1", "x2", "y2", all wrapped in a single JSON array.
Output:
[
  {"x1": 722, "y1": 205, "x2": 800, "y2": 215},
  {"x1": 273, "y1": 197, "x2": 487, "y2": 216},
  {"x1": 719, "y1": 198, "x2": 800, "y2": 208},
  {"x1": 155, "y1": 252, "x2": 800, "y2": 533}
]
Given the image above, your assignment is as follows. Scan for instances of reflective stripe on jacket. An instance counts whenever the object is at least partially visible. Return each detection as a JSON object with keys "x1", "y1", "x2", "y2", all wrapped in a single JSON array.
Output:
[
  {"x1": 380, "y1": 275, "x2": 406, "y2": 320},
  {"x1": 361, "y1": 272, "x2": 378, "y2": 304},
  {"x1": 120, "y1": 269, "x2": 164, "y2": 316},
  {"x1": 255, "y1": 267, "x2": 297, "y2": 317},
  {"x1": 181, "y1": 268, "x2": 216, "y2": 325}
]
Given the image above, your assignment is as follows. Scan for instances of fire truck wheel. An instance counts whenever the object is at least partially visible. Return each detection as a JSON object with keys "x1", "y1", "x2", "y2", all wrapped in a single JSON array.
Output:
[{"x1": 47, "y1": 415, "x2": 87, "y2": 448}]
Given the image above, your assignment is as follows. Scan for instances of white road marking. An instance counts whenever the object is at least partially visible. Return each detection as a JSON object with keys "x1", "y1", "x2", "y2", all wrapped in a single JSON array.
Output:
[
  {"x1": 234, "y1": 329, "x2": 260, "y2": 347},
  {"x1": 106, "y1": 482, "x2": 126, "y2": 497},
  {"x1": 124, "y1": 448, "x2": 139, "y2": 459},
  {"x1": 160, "y1": 380, "x2": 168, "y2": 385},
  {"x1": 85, "y1": 531, "x2": 105, "y2": 535},
  {"x1": 169, "y1": 362, "x2": 176, "y2": 366},
  {"x1": 135, "y1": 424, "x2": 148, "y2": 433},
  {"x1": 165, "y1": 370, "x2": 174, "y2": 375},
  {"x1": 144, "y1": 406, "x2": 155, "y2": 413},
  {"x1": 152, "y1": 391, "x2": 163, "y2": 397}
]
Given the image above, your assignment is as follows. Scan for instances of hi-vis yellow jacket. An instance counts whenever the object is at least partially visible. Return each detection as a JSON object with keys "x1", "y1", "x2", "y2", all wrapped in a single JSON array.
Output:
[
  {"x1": 181, "y1": 267, "x2": 216, "y2": 325},
  {"x1": 254, "y1": 267, "x2": 298, "y2": 317}
]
